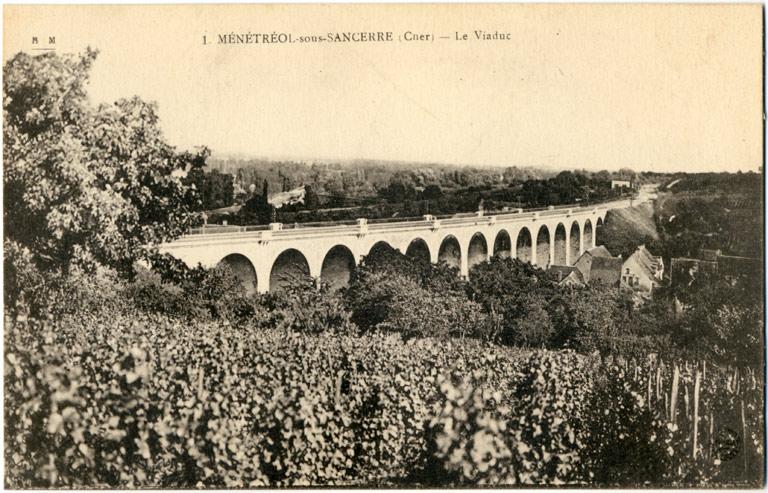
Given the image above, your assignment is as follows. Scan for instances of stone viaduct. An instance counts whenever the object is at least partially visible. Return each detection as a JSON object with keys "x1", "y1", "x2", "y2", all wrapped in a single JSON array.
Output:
[{"x1": 160, "y1": 200, "x2": 632, "y2": 294}]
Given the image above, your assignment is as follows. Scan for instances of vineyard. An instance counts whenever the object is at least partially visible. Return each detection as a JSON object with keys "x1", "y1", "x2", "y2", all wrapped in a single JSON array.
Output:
[{"x1": 5, "y1": 310, "x2": 763, "y2": 487}]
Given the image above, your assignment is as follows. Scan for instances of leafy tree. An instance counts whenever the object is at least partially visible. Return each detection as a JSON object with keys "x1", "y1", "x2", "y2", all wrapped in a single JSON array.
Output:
[
  {"x1": 184, "y1": 169, "x2": 234, "y2": 211},
  {"x1": 344, "y1": 269, "x2": 490, "y2": 340},
  {"x1": 671, "y1": 272, "x2": 763, "y2": 366},
  {"x1": 421, "y1": 184, "x2": 443, "y2": 201},
  {"x1": 3, "y1": 49, "x2": 209, "y2": 281},
  {"x1": 467, "y1": 257, "x2": 560, "y2": 346},
  {"x1": 550, "y1": 285, "x2": 628, "y2": 352},
  {"x1": 343, "y1": 243, "x2": 490, "y2": 339},
  {"x1": 379, "y1": 181, "x2": 417, "y2": 204},
  {"x1": 303, "y1": 184, "x2": 320, "y2": 209},
  {"x1": 241, "y1": 179, "x2": 275, "y2": 224}
]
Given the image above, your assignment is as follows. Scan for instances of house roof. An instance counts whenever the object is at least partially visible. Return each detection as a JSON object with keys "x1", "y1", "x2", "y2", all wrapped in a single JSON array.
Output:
[
  {"x1": 590, "y1": 256, "x2": 623, "y2": 287},
  {"x1": 560, "y1": 269, "x2": 585, "y2": 286},
  {"x1": 628, "y1": 245, "x2": 663, "y2": 280},
  {"x1": 586, "y1": 245, "x2": 613, "y2": 258},
  {"x1": 549, "y1": 265, "x2": 577, "y2": 282},
  {"x1": 268, "y1": 186, "x2": 306, "y2": 209}
]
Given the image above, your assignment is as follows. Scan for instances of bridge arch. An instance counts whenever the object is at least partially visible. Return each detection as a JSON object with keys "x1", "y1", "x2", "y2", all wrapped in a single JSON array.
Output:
[
  {"x1": 270, "y1": 248, "x2": 311, "y2": 292},
  {"x1": 535, "y1": 225, "x2": 551, "y2": 267},
  {"x1": 218, "y1": 253, "x2": 258, "y2": 295},
  {"x1": 321, "y1": 245, "x2": 356, "y2": 290},
  {"x1": 516, "y1": 227, "x2": 533, "y2": 263},
  {"x1": 584, "y1": 219, "x2": 594, "y2": 249},
  {"x1": 438, "y1": 235, "x2": 461, "y2": 269},
  {"x1": 405, "y1": 237, "x2": 431, "y2": 264},
  {"x1": 468, "y1": 232, "x2": 489, "y2": 271},
  {"x1": 569, "y1": 221, "x2": 581, "y2": 264},
  {"x1": 493, "y1": 229, "x2": 512, "y2": 258},
  {"x1": 554, "y1": 223, "x2": 567, "y2": 265}
]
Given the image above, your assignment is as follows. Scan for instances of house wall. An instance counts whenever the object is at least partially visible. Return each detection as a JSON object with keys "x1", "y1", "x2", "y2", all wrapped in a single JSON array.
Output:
[{"x1": 621, "y1": 255, "x2": 654, "y2": 293}]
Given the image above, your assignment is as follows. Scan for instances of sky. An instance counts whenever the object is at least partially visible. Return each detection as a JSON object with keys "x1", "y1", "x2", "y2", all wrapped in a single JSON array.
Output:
[{"x1": 3, "y1": 4, "x2": 764, "y2": 172}]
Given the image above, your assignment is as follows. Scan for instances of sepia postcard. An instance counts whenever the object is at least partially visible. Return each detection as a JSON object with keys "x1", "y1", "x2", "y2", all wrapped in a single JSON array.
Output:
[{"x1": 2, "y1": 3, "x2": 764, "y2": 489}]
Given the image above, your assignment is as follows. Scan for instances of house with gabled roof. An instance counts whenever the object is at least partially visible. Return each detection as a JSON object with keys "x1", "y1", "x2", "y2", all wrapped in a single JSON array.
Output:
[
  {"x1": 621, "y1": 245, "x2": 664, "y2": 296},
  {"x1": 553, "y1": 245, "x2": 622, "y2": 288},
  {"x1": 590, "y1": 256, "x2": 624, "y2": 287},
  {"x1": 572, "y1": 245, "x2": 614, "y2": 283}
]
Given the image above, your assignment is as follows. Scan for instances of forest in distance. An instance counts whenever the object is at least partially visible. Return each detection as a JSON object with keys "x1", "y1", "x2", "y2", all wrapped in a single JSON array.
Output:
[
  {"x1": 188, "y1": 154, "x2": 761, "y2": 229},
  {"x1": 4, "y1": 49, "x2": 764, "y2": 488}
]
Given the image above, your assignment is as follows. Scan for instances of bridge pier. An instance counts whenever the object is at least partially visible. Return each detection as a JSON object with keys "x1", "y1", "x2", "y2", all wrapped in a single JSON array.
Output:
[
  {"x1": 255, "y1": 261, "x2": 272, "y2": 294},
  {"x1": 548, "y1": 239, "x2": 555, "y2": 268}
]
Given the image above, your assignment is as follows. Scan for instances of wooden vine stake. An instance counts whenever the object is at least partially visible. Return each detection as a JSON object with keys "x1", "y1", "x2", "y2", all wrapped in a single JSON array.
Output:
[
  {"x1": 647, "y1": 372, "x2": 652, "y2": 407},
  {"x1": 692, "y1": 370, "x2": 701, "y2": 459},
  {"x1": 741, "y1": 400, "x2": 748, "y2": 474},
  {"x1": 670, "y1": 365, "x2": 680, "y2": 426},
  {"x1": 708, "y1": 411, "x2": 714, "y2": 461}
]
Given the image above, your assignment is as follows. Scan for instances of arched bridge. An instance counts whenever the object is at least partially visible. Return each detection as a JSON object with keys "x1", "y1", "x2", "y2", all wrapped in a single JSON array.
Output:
[{"x1": 160, "y1": 200, "x2": 632, "y2": 294}]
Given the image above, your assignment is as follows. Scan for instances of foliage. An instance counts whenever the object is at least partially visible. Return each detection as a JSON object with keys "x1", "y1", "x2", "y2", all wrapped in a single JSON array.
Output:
[
  {"x1": 671, "y1": 274, "x2": 764, "y2": 367},
  {"x1": 258, "y1": 279, "x2": 356, "y2": 335},
  {"x1": 184, "y1": 169, "x2": 234, "y2": 211},
  {"x1": 126, "y1": 263, "x2": 248, "y2": 321},
  {"x1": 240, "y1": 180, "x2": 275, "y2": 224},
  {"x1": 651, "y1": 193, "x2": 762, "y2": 260},
  {"x1": 467, "y1": 257, "x2": 561, "y2": 346},
  {"x1": 344, "y1": 247, "x2": 491, "y2": 340},
  {"x1": 551, "y1": 285, "x2": 635, "y2": 352},
  {"x1": 581, "y1": 364, "x2": 670, "y2": 485},
  {"x1": 3, "y1": 50, "x2": 209, "y2": 279},
  {"x1": 5, "y1": 291, "x2": 763, "y2": 488}
]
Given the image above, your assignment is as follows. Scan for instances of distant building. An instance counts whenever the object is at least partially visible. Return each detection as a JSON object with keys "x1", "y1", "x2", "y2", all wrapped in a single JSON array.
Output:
[
  {"x1": 621, "y1": 245, "x2": 664, "y2": 296},
  {"x1": 611, "y1": 179, "x2": 632, "y2": 189},
  {"x1": 268, "y1": 186, "x2": 307, "y2": 209}
]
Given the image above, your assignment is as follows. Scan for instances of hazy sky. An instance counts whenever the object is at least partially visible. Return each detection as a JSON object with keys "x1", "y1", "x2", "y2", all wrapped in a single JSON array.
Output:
[{"x1": 4, "y1": 4, "x2": 763, "y2": 172}]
